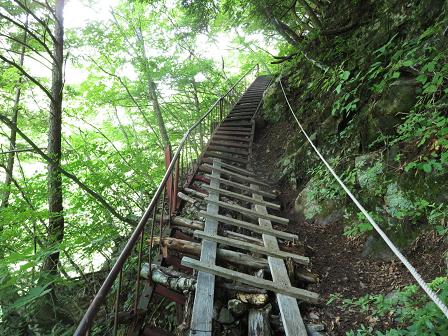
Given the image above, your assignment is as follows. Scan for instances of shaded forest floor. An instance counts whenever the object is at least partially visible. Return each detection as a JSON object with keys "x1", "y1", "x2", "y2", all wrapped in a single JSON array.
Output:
[{"x1": 251, "y1": 119, "x2": 448, "y2": 335}]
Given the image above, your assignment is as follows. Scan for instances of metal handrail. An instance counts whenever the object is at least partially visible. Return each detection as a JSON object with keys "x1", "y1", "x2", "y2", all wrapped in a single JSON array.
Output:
[{"x1": 74, "y1": 64, "x2": 259, "y2": 335}]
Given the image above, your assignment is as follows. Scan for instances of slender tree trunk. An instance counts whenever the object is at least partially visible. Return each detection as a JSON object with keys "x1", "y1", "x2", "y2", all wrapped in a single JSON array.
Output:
[
  {"x1": 135, "y1": 25, "x2": 171, "y2": 150},
  {"x1": 1, "y1": 23, "x2": 27, "y2": 209},
  {"x1": 42, "y1": 0, "x2": 64, "y2": 274}
]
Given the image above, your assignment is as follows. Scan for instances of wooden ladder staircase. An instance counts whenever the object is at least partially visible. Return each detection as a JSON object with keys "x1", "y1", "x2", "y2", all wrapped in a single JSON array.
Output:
[{"x1": 142, "y1": 76, "x2": 320, "y2": 336}]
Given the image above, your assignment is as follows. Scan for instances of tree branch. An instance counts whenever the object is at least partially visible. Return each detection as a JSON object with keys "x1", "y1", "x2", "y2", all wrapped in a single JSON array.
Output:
[
  {"x1": 0, "y1": 54, "x2": 54, "y2": 103},
  {"x1": 0, "y1": 115, "x2": 137, "y2": 226}
]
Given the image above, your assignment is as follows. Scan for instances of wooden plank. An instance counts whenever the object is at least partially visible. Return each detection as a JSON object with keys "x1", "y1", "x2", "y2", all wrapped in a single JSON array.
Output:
[
  {"x1": 212, "y1": 135, "x2": 251, "y2": 143},
  {"x1": 189, "y1": 160, "x2": 221, "y2": 335},
  {"x1": 204, "y1": 152, "x2": 248, "y2": 165},
  {"x1": 204, "y1": 198, "x2": 289, "y2": 226},
  {"x1": 204, "y1": 174, "x2": 276, "y2": 198},
  {"x1": 202, "y1": 163, "x2": 271, "y2": 187},
  {"x1": 202, "y1": 157, "x2": 253, "y2": 175},
  {"x1": 201, "y1": 185, "x2": 280, "y2": 210},
  {"x1": 252, "y1": 184, "x2": 308, "y2": 336},
  {"x1": 210, "y1": 140, "x2": 249, "y2": 149},
  {"x1": 181, "y1": 257, "x2": 319, "y2": 303},
  {"x1": 193, "y1": 231, "x2": 308, "y2": 265},
  {"x1": 214, "y1": 130, "x2": 252, "y2": 136},
  {"x1": 199, "y1": 211, "x2": 297, "y2": 240},
  {"x1": 207, "y1": 145, "x2": 249, "y2": 156},
  {"x1": 224, "y1": 116, "x2": 252, "y2": 121},
  {"x1": 217, "y1": 126, "x2": 252, "y2": 132},
  {"x1": 222, "y1": 120, "x2": 252, "y2": 126}
]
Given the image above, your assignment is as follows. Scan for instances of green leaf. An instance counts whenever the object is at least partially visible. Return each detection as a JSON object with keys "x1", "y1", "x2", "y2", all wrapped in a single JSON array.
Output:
[
  {"x1": 421, "y1": 163, "x2": 432, "y2": 173},
  {"x1": 341, "y1": 70, "x2": 350, "y2": 81},
  {"x1": 416, "y1": 74, "x2": 427, "y2": 84},
  {"x1": 391, "y1": 71, "x2": 401, "y2": 79}
]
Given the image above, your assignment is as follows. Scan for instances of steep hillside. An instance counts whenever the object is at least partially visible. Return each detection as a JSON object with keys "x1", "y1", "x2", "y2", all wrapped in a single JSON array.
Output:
[{"x1": 257, "y1": 0, "x2": 448, "y2": 334}]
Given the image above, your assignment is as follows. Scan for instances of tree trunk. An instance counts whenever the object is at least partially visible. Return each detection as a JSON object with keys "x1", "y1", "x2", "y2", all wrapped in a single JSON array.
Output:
[
  {"x1": 42, "y1": 0, "x2": 64, "y2": 274},
  {"x1": 135, "y1": 25, "x2": 171, "y2": 150},
  {"x1": 1, "y1": 18, "x2": 27, "y2": 209}
]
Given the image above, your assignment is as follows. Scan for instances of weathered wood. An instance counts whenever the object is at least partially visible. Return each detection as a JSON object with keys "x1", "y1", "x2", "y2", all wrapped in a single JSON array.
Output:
[
  {"x1": 140, "y1": 263, "x2": 196, "y2": 293},
  {"x1": 204, "y1": 175, "x2": 276, "y2": 198},
  {"x1": 201, "y1": 163, "x2": 271, "y2": 187},
  {"x1": 210, "y1": 140, "x2": 249, "y2": 149},
  {"x1": 204, "y1": 152, "x2": 248, "y2": 164},
  {"x1": 248, "y1": 304, "x2": 272, "y2": 336},
  {"x1": 223, "y1": 230, "x2": 264, "y2": 245},
  {"x1": 151, "y1": 236, "x2": 269, "y2": 270},
  {"x1": 199, "y1": 211, "x2": 297, "y2": 240},
  {"x1": 204, "y1": 198, "x2": 289, "y2": 226},
  {"x1": 193, "y1": 231, "x2": 309, "y2": 265},
  {"x1": 252, "y1": 184, "x2": 308, "y2": 336},
  {"x1": 212, "y1": 135, "x2": 251, "y2": 143},
  {"x1": 170, "y1": 216, "x2": 204, "y2": 230},
  {"x1": 207, "y1": 145, "x2": 249, "y2": 156},
  {"x1": 202, "y1": 158, "x2": 255, "y2": 176},
  {"x1": 202, "y1": 185, "x2": 280, "y2": 210},
  {"x1": 214, "y1": 130, "x2": 252, "y2": 136},
  {"x1": 177, "y1": 191, "x2": 201, "y2": 207},
  {"x1": 218, "y1": 283, "x2": 267, "y2": 294},
  {"x1": 181, "y1": 257, "x2": 319, "y2": 304},
  {"x1": 184, "y1": 187, "x2": 208, "y2": 199},
  {"x1": 189, "y1": 159, "x2": 221, "y2": 335}
]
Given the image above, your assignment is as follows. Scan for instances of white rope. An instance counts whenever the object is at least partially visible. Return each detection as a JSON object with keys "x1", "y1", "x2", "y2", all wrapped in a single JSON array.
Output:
[{"x1": 278, "y1": 77, "x2": 448, "y2": 320}]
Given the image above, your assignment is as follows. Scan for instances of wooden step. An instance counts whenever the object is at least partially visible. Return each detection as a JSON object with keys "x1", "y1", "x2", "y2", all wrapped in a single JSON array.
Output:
[
  {"x1": 199, "y1": 211, "x2": 294, "y2": 239},
  {"x1": 201, "y1": 185, "x2": 280, "y2": 210},
  {"x1": 251, "y1": 183, "x2": 308, "y2": 336},
  {"x1": 193, "y1": 231, "x2": 308, "y2": 265},
  {"x1": 204, "y1": 198, "x2": 289, "y2": 225},
  {"x1": 224, "y1": 116, "x2": 252, "y2": 121},
  {"x1": 221, "y1": 121, "x2": 252, "y2": 127},
  {"x1": 181, "y1": 257, "x2": 319, "y2": 304},
  {"x1": 207, "y1": 145, "x2": 249, "y2": 156},
  {"x1": 210, "y1": 140, "x2": 249, "y2": 149},
  {"x1": 204, "y1": 174, "x2": 276, "y2": 198},
  {"x1": 214, "y1": 130, "x2": 252, "y2": 136},
  {"x1": 211, "y1": 135, "x2": 251, "y2": 143},
  {"x1": 202, "y1": 158, "x2": 255, "y2": 176},
  {"x1": 217, "y1": 127, "x2": 252, "y2": 132},
  {"x1": 201, "y1": 163, "x2": 270, "y2": 187},
  {"x1": 203, "y1": 152, "x2": 248, "y2": 165}
]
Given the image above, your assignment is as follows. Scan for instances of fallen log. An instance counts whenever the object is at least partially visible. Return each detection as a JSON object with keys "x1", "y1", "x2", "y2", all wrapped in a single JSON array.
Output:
[
  {"x1": 151, "y1": 236, "x2": 269, "y2": 270},
  {"x1": 248, "y1": 303, "x2": 272, "y2": 336},
  {"x1": 140, "y1": 263, "x2": 196, "y2": 293}
]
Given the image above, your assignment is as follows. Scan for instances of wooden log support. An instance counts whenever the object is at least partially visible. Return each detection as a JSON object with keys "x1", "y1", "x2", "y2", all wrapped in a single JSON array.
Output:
[
  {"x1": 193, "y1": 231, "x2": 309, "y2": 265},
  {"x1": 184, "y1": 187, "x2": 208, "y2": 199},
  {"x1": 204, "y1": 198, "x2": 289, "y2": 226},
  {"x1": 251, "y1": 184, "x2": 309, "y2": 336},
  {"x1": 181, "y1": 257, "x2": 319, "y2": 304},
  {"x1": 199, "y1": 211, "x2": 297, "y2": 240},
  {"x1": 140, "y1": 263, "x2": 196, "y2": 293},
  {"x1": 248, "y1": 304, "x2": 272, "y2": 336},
  {"x1": 151, "y1": 236, "x2": 269, "y2": 270}
]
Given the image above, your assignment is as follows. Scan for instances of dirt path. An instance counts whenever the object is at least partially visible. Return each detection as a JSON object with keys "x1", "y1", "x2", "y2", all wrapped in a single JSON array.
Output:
[{"x1": 251, "y1": 120, "x2": 447, "y2": 335}]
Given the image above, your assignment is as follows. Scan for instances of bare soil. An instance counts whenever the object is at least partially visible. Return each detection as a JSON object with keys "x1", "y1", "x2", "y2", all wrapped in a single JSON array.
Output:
[{"x1": 251, "y1": 119, "x2": 448, "y2": 335}]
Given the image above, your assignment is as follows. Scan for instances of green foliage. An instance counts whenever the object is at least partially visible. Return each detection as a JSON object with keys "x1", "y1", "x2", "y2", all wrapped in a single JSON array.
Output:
[{"x1": 342, "y1": 277, "x2": 448, "y2": 335}]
